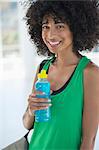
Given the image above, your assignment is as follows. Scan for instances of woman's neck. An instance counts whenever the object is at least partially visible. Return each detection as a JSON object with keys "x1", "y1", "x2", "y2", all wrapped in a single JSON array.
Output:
[{"x1": 54, "y1": 51, "x2": 82, "y2": 68}]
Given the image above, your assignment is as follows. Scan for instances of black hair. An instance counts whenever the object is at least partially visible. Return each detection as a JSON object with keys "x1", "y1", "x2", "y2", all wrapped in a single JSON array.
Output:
[{"x1": 25, "y1": 0, "x2": 99, "y2": 57}]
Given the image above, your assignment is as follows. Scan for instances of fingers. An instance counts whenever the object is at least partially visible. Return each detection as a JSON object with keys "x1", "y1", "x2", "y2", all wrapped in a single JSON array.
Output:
[
  {"x1": 31, "y1": 91, "x2": 45, "y2": 97},
  {"x1": 29, "y1": 98, "x2": 52, "y2": 108},
  {"x1": 28, "y1": 95, "x2": 48, "y2": 103},
  {"x1": 31, "y1": 90, "x2": 53, "y2": 97},
  {"x1": 28, "y1": 101, "x2": 52, "y2": 113},
  {"x1": 29, "y1": 103, "x2": 51, "y2": 111},
  {"x1": 30, "y1": 101, "x2": 52, "y2": 107},
  {"x1": 28, "y1": 91, "x2": 52, "y2": 113}
]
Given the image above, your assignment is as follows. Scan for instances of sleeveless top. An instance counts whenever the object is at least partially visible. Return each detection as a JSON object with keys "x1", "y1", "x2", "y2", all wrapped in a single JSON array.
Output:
[
  {"x1": 39, "y1": 58, "x2": 77, "y2": 95},
  {"x1": 29, "y1": 56, "x2": 90, "y2": 150}
]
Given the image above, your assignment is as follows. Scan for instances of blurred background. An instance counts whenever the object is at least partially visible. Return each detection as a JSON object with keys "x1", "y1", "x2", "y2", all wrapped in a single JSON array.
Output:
[{"x1": 0, "y1": 0, "x2": 99, "y2": 149}]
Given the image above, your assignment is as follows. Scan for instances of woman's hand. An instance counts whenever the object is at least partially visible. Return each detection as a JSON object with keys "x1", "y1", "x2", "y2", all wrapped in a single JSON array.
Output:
[{"x1": 28, "y1": 91, "x2": 52, "y2": 116}]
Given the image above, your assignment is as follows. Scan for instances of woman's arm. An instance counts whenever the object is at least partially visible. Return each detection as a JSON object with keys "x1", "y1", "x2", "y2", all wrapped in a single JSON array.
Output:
[
  {"x1": 22, "y1": 65, "x2": 40, "y2": 130},
  {"x1": 80, "y1": 63, "x2": 99, "y2": 150},
  {"x1": 22, "y1": 106, "x2": 35, "y2": 130}
]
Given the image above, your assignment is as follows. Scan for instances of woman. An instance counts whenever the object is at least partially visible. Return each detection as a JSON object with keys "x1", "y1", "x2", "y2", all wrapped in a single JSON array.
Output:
[{"x1": 23, "y1": 0, "x2": 99, "y2": 149}]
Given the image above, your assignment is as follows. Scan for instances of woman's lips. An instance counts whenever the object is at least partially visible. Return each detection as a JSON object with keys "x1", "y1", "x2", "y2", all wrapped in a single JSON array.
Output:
[{"x1": 48, "y1": 41, "x2": 61, "y2": 47}]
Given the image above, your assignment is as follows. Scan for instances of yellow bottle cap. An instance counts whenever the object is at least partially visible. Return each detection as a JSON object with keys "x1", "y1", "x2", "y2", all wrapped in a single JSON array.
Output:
[{"x1": 37, "y1": 70, "x2": 48, "y2": 78}]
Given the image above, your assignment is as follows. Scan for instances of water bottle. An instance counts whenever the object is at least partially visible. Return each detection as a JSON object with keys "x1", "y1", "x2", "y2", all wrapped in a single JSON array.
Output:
[{"x1": 34, "y1": 69, "x2": 51, "y2": 122}]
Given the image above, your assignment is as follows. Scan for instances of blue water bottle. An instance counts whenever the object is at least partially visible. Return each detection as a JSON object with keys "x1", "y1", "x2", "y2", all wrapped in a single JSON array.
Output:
[{"x1": 35, "y1": 69, "x2": 51, "y2": 122}]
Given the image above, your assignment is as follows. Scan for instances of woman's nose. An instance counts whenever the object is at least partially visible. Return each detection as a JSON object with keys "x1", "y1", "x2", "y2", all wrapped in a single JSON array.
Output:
[{"x1": 48, "y1": 26, "x2": 57, "y2": 39}]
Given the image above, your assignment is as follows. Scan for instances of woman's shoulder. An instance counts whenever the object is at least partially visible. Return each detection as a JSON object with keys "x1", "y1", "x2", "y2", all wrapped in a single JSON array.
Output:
[
  {"x1": 84, "y1": 61, "x2": 99, "y2": 77},
  {"x1": 84, "y1": 61, "x2": 99, "y2": 92}
]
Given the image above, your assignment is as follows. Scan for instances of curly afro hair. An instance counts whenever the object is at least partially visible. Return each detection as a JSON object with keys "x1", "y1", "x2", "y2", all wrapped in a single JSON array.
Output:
[{"x1": 25, "y1": 0, "x2": 99, "y2": 57}]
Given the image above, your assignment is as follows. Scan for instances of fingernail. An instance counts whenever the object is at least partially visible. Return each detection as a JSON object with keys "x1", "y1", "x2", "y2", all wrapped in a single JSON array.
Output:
[
  {"x1": 49, "y1": 104, "x2": 52, "y2": 106},
  {"x1": 42, "y1": 92, "x2": 45, "y2": 94},
  {"x1": 47, "y1": 99, "x2": 51, "y2": 102},
  {"x1": 45, "y1": 107, "x2": 48, "y2": 109},
  {"x1": 32, "y1": 93, "x2": 35, "y2": 96}
]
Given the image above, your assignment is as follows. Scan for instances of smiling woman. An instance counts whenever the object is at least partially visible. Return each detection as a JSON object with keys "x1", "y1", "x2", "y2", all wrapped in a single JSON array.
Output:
[{"x1": 23, "y1": 1, "x2": 99, "y2": 150}]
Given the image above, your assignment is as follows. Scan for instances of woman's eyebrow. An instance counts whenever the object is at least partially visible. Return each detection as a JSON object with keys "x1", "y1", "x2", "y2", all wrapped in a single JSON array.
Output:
[
  {"x1": 54, "y1": 19, "x2": 64, "y2": 24},
  {"x1": 54, "y1": 17, "x2": 64, "y2": 24},
  {"x1": 42, "y1": 20, "x2": 48, "y2": 25},
  {"x1": 42, "y1": 21, "x2": 64, "y2": 25},
  {"x1": 42, "y1": 18, "x2": 65, "y2": 25}
]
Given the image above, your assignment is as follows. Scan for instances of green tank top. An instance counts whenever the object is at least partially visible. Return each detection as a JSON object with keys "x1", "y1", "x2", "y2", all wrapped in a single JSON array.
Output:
[{"x1": 29, "y1": 56, "x2": 90, "y2": 150}]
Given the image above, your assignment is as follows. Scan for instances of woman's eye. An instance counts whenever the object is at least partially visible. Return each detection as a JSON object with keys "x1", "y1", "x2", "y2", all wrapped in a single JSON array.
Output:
[
  {"x1": 57, "y1": 25, "x2": 65, "y2": 29},
  {"x1": 42, "y1": 26, "x2": 49, "y2": 30}
]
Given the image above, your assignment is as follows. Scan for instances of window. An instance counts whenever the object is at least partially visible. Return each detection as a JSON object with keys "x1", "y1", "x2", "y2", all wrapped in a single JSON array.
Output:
[
  {"x1": 0, "y1": 1, "x2": 25, "y2": 79},
  {"x1": 0, "y1": 2, "x2": 20, "y2": 59}
]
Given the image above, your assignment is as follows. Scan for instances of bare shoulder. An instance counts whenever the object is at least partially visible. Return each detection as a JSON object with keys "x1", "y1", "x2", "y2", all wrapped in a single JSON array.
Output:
[
  {"x1": 84, "y1": 61, "x2": 99, "y2": 102},
  {"x1": 84, "y1": 61, "x2": 99, "y2": 82}
]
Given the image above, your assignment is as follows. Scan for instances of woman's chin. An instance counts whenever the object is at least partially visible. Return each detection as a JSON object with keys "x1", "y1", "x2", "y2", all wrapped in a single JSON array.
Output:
[{"x1": 48, "y1": 46, "x2": 60, "y2": 54}]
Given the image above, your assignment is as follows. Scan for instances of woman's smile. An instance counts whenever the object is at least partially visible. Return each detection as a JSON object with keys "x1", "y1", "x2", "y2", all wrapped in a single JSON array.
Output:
[{"x1": 47, "y1": 40, "x2": 61, "y2": 49}]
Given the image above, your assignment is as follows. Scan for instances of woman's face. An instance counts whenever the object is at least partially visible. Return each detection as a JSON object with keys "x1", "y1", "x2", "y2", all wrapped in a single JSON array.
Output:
[{"x1": 42, "y1": 15, "x2": 73, "y2": 54}]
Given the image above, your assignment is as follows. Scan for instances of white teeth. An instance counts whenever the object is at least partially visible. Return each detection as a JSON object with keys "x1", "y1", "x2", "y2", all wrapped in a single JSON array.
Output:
[{"x1": 49, "y1": 41, "x2": 60, "y2": 45}]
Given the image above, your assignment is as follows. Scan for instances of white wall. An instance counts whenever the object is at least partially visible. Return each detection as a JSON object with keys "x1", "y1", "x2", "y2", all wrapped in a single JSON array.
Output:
[{"x1": 0, "y1": 2, "x2": 44, "y2": 149}]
